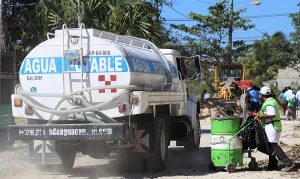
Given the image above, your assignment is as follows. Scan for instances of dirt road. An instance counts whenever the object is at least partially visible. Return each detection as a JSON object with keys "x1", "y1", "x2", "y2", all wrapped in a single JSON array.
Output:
[{"x1": 0, "y1": 118, "x2": 299, "y2": 179}]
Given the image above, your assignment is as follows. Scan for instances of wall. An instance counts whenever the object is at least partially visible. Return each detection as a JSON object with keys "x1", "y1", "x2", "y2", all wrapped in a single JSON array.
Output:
[{"x1": 276, "y1": 67, "x2": 300, "y2": 90}]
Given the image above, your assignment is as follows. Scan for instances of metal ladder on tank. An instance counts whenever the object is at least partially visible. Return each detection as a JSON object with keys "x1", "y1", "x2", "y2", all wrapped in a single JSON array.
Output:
[{"x1": 62, "y1": 23, "x2": 88, "y2": 95}]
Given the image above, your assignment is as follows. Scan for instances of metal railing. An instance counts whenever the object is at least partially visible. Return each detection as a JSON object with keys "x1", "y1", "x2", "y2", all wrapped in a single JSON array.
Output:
[{"x1": 61, "y1": 23, "x2": 88, "y2": 94}]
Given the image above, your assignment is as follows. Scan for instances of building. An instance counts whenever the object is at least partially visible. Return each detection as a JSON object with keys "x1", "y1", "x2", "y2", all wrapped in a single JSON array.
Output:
[{"x1": 276, "y1": 67, "x2": 300, "y2": 90}]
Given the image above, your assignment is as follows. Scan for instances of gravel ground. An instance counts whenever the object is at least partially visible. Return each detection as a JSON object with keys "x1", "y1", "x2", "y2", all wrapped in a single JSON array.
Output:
[{"x1": 0, "y1": 115, "x2": 299, "y2": 178}]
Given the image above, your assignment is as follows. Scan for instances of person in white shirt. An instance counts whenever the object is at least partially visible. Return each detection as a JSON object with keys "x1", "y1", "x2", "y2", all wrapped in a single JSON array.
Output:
[
  {"x1": 285, "y1": 87, "x2": 296, "y2": 120},
  {"x1": 284, "y1": 87, "x2": 293, "y2": 97},
  {"x1": 255, "y1": 86, "x2": 295, "y2": 172},
  {"x1": 295, "y1": 87, "x2": 300, "y2": 116}
]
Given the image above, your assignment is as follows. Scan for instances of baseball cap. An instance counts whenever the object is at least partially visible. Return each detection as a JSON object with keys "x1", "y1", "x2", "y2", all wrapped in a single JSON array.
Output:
[{"x1": 260, "y1": 86, "x2": 271, "y2": 95}]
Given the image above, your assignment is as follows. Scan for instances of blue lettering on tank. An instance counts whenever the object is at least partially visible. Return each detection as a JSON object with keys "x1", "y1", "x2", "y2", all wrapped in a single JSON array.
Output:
[
  {"x1": 126, "y1": 57, "x2": 168, "y2": 75},
  {"x1": 20, "y1": 56, "x2": 172, "y2": 76},
  {"x1": 21, "y1": 57, "x2": 62, "y2": 74},
  {"x1": 20, "y1": 56, "x2": 128, "y2": 74}
]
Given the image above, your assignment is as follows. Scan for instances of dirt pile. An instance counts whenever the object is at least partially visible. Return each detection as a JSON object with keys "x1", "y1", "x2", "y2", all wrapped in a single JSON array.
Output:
[
  {"x1": 204, "y1": 98, "x2": 242, "y2": 117},
  {"x1": 257, "y1": 144, "x2": 300, "y2": 168},
  {"x1": 286, "y1": 144, "x2": 300, "y2": 162}
]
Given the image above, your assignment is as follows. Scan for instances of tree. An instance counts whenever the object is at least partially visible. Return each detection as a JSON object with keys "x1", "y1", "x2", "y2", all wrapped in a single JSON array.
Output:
[
  {"x1": 3, "y1": 0, "x2": 174, "y2": 70},
  {"x1": 240, "y1": 32, "x2": 297, "y2": 85},
  {"x1": 171, "y1": 0, "x2": 253, "y2": 64},
  {"x1": 3, "y1": 0, "x2": 41, "y2": 70},
  {"x1": 38, "y1": 0, "x2": 170, "y2": 46},
  {"x1": 290, "y1": 3, "x2": 300, "y2": 69}
]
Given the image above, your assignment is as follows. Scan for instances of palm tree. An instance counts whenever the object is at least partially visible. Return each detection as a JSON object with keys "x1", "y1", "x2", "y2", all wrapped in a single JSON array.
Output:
[{"x1": 37, "y1": 0, "x2": 167, "y2": 45}]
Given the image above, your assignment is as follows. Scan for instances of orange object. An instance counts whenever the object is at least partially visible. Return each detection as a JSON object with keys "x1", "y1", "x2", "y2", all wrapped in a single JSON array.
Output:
[{"x1": 14, "y1": 98, "x2": 23, "y2": 107}]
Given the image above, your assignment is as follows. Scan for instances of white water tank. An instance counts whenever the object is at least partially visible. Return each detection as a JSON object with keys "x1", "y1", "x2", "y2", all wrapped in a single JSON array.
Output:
[{"x1": 19, "y1": 28, "x2": 176, "y2": 104}]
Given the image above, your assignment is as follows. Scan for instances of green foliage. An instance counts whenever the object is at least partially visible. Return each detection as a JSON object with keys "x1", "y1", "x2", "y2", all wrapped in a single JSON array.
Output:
[
  {"x1": 37, "y1": 0, "x2": 170, "y2": 46},
  {"x1": 290, "y1": 3, "x2": 300, "y2": 71},
  {"x1": 4, "y1": 0, "x2": 44, "y2": 69},
  {"x1": 290, "y1": 3, "x2": 300, "y2": 45},
  {"x1": 240, "y1": 32, "x2": 297, "y2": 86},
  {"x1": 171, "y1": 0, "x2": 253, "y2": 64},
  {"x1": 187, "y1": 69, "x2": 215, "y2": 98},
  {"x1": 4, "y1": 0, "x2": 173, "y2": 69}
]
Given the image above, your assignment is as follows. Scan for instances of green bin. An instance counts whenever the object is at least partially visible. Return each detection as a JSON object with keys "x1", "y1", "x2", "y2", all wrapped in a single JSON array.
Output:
[{"x1": 211, "y1": 117, "x2": 243, "y2": 168}]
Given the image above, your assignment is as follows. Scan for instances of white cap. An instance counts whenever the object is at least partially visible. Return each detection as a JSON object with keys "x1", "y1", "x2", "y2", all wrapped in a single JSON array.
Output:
[{"x1": 260, "y1": 86, "x2": 271, "y2": 95}]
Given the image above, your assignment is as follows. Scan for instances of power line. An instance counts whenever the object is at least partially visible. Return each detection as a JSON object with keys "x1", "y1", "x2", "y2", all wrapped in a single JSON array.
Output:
[
  {"x1": 193, "y1": 0, "x2": 214, "y2": 5},
  {"x1": 167, "y1": 5, "x2": 191, "y2": 20},
  {"x1": 165, "y1": 13, "x2": 292, "y2": 21},
  {"x1": 165, "y1": 5, "x2": 272, "y2": 40},
  {"x1": 233, "y1": 35, "x2": 265, "y2": 39},
  {"x1": 245, "y1": 13, "x2": 291, "y2": 19},
  {"x1": 166, "y1": 4, "x2": 213, "y2": 44},
  {"x1": 166, "y1": 5, "x2": 288, "y2": 40}
]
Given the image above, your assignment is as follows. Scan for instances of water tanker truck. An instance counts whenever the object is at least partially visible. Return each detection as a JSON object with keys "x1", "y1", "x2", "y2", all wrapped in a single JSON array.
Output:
[{"x1": 9, "y1": 24, "x2": 201, "y2": 172}]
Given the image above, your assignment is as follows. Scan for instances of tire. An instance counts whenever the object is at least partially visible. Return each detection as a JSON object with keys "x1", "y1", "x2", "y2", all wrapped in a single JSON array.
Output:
[
  {"x1": 208, "y1": 161, "x2": 217, "y2": 171},
  {"x1": 145, "y1": 116, "x2": 168, "y2": 172},
  {"x1": 226, "y1": 163, "x2": 236, "y2": 173},
  {"x1": 248, "y1": 159, "x2": 258, "y2": 171},
  {"x1": 55, "y1": 141, "x2": 77, "y2": 171},
  {"x1": 184, "y1": 118, "x2": 201, "y2": 152}
]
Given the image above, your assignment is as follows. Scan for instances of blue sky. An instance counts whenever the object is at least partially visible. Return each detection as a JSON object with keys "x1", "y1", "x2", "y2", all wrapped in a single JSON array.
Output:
[{"x1": 162, "y1": 0, "x2": 299, "y2": 43}]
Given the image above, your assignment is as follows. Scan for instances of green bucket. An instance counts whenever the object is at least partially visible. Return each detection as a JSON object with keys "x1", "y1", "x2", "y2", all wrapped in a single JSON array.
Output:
[{"x1": 211, "y1": 117, "x2": 243, "y2": 167}]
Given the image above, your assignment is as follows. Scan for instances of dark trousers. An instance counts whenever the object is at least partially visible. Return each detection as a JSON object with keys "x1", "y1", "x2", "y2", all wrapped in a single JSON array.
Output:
[
  {"x1": 268, "y1": 142, "x2": 293, "y2": 167},
  {"x1": 287, "y1": 107, "x2": 295, "y2": 120}
]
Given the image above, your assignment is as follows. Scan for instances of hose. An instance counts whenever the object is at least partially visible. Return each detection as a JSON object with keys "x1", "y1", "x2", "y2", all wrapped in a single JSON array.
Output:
[
  {"x1": 18, "y1": 85, "x2": 138, "y2": 122},
  {"x1": 19, "y1": 84, "x2": 142, "y2": 98},
  {"x1": 16, "y1": 87, "x2": 130, "y2": 115},
  {"x1": 69, "y1": 96, "x2": 117, "y2": 123}
]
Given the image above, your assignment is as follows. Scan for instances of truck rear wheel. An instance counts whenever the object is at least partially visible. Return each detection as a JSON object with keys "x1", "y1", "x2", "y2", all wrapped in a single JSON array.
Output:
[
  {"x1": 145, "y1": 116, "x2": 168, "y2": 172},
  {"x1": 55, "y1": 141, "x2": 77, "y2": 171},
  {"x1": 184, "y1": 119, "x2": 201, "y2": 152}
]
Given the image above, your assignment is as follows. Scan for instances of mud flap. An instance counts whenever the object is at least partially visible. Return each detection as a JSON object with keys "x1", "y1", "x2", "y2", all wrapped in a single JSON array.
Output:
[{"x1": 28, "y1": 140, "x2": 61, "y2": 164}]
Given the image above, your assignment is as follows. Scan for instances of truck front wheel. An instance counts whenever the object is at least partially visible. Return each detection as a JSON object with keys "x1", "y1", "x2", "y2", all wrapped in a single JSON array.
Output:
[
  {"x1": 184, "y1": 119, "x2": 201, "y2": 152},
  {"x1": 146, "y1": 117, "x2": 168, "y2": 172}
]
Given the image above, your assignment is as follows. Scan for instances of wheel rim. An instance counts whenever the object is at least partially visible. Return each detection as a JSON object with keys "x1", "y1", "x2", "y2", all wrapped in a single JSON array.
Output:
[{"x1": 160, "y1": 129, "x2": 166, "y2": 160}]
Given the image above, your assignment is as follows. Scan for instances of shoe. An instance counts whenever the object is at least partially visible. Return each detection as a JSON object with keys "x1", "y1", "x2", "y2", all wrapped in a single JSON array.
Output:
[
  {"x1": 265, "y1": 166, "x2": 278, "y2": 171},
  {"x1": 281, "y1": 163, "x2": 296, "y2": 172}
]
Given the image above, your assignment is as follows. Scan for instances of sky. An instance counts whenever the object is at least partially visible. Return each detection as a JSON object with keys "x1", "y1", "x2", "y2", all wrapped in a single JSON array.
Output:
[{"x1": 162, "y1": 0, "x2": 299, "y2": 43}]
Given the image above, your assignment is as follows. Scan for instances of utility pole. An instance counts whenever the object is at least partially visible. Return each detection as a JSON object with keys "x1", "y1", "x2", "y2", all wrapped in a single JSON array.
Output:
[
  {"x1": 228, "y1": 0, "x2": 234, "y2": 64},
  {"x1": 0, "y1": 0, "x2": 3, "y2": 73},
  {"x1": 0, "y1": 0, "x2": 2, "y2": 103},
  {"x1": 154, "y1": 0, "x2": 160, "y2": 23},
  {"x1": 77, "y1": 0, "x2": 81, "y2": 27}
]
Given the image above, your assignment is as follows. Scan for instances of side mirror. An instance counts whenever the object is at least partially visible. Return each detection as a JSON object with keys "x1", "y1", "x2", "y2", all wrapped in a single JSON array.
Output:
[
  {"x1": 194, "y1": 56, "x2": 201, "y2": 79},
  {"x1": 176, "y1": 57, "x2": 188, "y2": 80}
]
